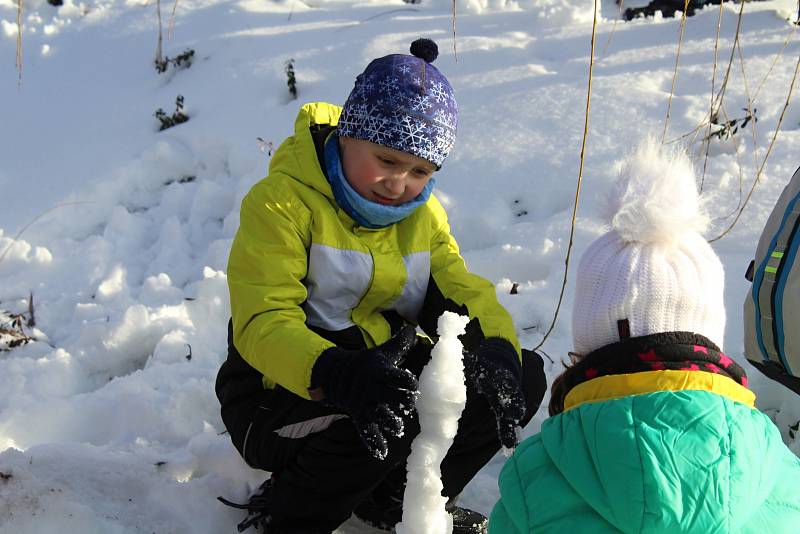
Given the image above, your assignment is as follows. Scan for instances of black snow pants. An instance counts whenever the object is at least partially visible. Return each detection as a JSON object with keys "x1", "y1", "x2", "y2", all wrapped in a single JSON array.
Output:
[{"x1": 222, "y1": 339, "x2": 547, "y2": 533}]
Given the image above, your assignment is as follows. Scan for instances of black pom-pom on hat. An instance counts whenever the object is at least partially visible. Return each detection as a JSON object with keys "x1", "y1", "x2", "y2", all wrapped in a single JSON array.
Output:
[{"x1": 410, "y1": 38, "x2": 439, "y2": 64}]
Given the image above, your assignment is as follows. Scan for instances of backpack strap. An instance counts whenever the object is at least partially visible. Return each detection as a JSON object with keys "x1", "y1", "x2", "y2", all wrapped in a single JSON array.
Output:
[{"x1": 752, "y1": 184, "x2": 800, "y2": 374}]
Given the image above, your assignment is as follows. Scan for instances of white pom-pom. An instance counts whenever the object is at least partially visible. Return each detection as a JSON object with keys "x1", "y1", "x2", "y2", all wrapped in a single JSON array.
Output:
[{"x1": 606, "y1": 136, "x2": 708, "y2": 245}]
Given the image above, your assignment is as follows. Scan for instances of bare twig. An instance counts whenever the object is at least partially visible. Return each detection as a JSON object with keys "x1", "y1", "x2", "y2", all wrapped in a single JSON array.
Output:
[
  {"x1": 0, "y1": 327, "x2": 34, "y2": 349},
  {"x1": 155, "y1": 0, "x2": 164, "y2": 66},
  {"x1": 333, "y1": 9, "x2": 419, "y2": 32},
  {"x1": 168, "y1": 0, "x2": 179, "y2": 40},
  {"x1": 452, "y1": 0, "x2": 458, "y2": 62},
  {"x1": 708, "y1": 104, "x2": 746, "y2": 223},
  {"x1": 526, "y1": 0, "x2": 599, "y2": 351},
  {"x1": 16, "y1": 0, "x2": 23, "y2": 85},
  {"x1": 700, "y1": 0, "x2": 726, "y2": 192},
  {"x1": 600, "y1": 0, "x2": 624, "y2": 59},
  {"x1": 0, "y1": 308, "x2": 34, "y2": 349},
  {"x1": 663, "y1": 0, "x2": 691, "y2": 143},
  {"x1": 0, "y1": 202, "x2": 93, "y2": 266},
  {"x1": 666, "y1": 120, "x2": 709, "y2": 145},
  {"x1": 709, "y1": 0, "x2": 746, "y2": 124},
  {"x1": 752, "y1": 24, "x2": 797, "y2": 103},
  {"x1": 736, "y1": 37, "x2": 760, "y2": 183},
  {"x1": 672, "y1": 0, "x2": 746, "y2": 151},
  {"x1": 538, "y1": 349, "x2": 555, "y2": 365},
  {"x1": 27, "y1": 292, "x2": 35, "y2": 328},
  {"x1": 710, "y1": 47, "x2": 800, "y2": 243},
  {"x1": 359, "y1": 7, "x2": 418, "y2": 21}
]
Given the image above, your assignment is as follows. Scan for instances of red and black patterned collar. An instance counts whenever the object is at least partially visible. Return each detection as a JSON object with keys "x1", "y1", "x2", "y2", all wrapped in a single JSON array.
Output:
[{"x1": 563, "y1": 331, "x2": 748, "y2": 398}]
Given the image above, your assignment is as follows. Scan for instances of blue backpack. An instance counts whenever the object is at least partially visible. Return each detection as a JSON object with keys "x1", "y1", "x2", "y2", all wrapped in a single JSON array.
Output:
[{"x1": 744, "y1": 166, "x2": 800, "y2": 394}]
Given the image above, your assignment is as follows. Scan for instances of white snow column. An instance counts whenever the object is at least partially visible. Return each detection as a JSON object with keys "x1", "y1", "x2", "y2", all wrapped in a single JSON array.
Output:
[{"x1": 395, "y1": 312, "x2": 469, "y2": 534}]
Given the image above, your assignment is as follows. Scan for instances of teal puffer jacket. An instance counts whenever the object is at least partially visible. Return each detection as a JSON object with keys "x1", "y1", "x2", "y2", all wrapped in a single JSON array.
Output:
[{"x1": 490, "y1": 370, "x2": 800, "y2": 533}]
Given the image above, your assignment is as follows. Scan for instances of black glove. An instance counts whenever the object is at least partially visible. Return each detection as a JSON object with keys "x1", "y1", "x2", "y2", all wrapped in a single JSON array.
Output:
[
  {"x1": 463, "y1": 337, "x2": 526, "y2": 449},
  {"x1": 310, "y1": 324, "x2": 419, "y2": 460}
]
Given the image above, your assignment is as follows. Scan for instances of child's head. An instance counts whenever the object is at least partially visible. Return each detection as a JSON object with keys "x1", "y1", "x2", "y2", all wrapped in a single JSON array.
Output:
[
  {"x1": 570, "y1": 137, "x2": 725, "y2": 356},
  {"x1": 338, "y1": 136, "x2": 436, "y2": 205},
  {"x1": 337, "y1": 38, "x2": 458, "y2": 171}
]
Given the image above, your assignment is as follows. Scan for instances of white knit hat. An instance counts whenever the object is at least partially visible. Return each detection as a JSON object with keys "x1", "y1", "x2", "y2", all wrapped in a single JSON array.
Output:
[{"x1": 571, "y1": 137, "x2": 726, "y2": 355}]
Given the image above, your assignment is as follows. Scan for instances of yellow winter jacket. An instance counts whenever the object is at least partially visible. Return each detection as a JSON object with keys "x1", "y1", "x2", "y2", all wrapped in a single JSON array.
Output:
[{"x1": 227, "y1": 102, "x2": 520, "y2": 399}]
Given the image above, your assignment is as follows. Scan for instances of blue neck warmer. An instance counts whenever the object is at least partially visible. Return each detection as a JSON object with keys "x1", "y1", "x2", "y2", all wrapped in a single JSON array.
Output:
[{"x1": 323, "y1": 132, "x2": 435, "y2": 229}]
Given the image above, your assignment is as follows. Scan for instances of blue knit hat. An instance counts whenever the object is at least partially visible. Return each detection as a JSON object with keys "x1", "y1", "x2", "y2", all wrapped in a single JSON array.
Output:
[{"x1": 337, "y1": 38, "x2": 458, "y2": 168}]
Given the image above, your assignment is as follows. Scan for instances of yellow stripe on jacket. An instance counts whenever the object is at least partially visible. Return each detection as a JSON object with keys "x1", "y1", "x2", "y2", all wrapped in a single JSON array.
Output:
[{"x1": 564, "y1": 369, "x2": 756, "y2": 412}]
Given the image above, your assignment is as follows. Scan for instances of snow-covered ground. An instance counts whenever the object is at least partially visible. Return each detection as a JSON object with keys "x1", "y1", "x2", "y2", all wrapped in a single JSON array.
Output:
[{"x1": 2, "y1": 0, "x2": 800, "y2": 531}]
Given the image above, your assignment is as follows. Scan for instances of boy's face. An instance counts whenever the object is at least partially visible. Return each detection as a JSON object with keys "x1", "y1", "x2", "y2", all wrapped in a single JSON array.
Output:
[{"x1": 339, "y1": 136, "x2": 436, "y2": 206}]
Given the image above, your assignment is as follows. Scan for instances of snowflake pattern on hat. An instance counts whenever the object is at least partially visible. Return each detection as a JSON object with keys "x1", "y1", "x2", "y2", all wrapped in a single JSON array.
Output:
[{"x1": 338, "y1": 53, "x2": 458, "y2": 168}]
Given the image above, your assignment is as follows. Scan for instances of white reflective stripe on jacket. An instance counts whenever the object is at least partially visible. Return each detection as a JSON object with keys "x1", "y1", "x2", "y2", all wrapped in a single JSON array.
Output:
[{"x1": 228, "y1": 102, "x2": 520, "y2": 399}]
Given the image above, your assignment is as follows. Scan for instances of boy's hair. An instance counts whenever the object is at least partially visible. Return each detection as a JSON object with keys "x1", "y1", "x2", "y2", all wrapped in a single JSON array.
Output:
[{"x1": 337, "y1": 38, "x2": 458, "y2": 168}]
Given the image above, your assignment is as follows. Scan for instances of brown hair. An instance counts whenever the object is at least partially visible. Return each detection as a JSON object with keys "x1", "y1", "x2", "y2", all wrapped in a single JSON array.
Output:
[{"x1": 548, "y1": 353, "x2": 583, "y2": 416}]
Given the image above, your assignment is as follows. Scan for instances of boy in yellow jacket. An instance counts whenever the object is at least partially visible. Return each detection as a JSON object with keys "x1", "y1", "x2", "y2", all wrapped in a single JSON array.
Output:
[{"x1": 216, "y1": 38, "x2": 546, "y2": 533}]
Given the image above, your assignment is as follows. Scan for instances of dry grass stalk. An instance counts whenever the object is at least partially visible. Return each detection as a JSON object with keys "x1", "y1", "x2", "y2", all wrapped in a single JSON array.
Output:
[
  {"x1": 27, "y1": 292, "x2": 35, "y2": 328},
  {"x1": 662, "y1": 0, "x2": 692, "y2": 143},
  {"x1": 16, "y1": 0, "x2": 23, "y2": 84},
  {"x1": 168, "y1": 0, "x2": 179, "y2": 40},
  {"x1": 0, "y1": 310, "x2": 34, "y2": 351},
  {"x1": 527, "y1": 0, "x2": 600, "y2": 349},
  {"x1": 710, "y1": 45, "x2": 800, "y2": 242},
  {"x1": 699, "y1": 0, "x2": 726, "y2": 192},
  {"x1": 600, "y1": 0, "x2": 624, "y2": 59},
  {"x1": 156, "y1": 0, "x2": 164, "y2": 66},
  {"x1": 452, "y1": 0, "x2": 458, "y2": 61}
]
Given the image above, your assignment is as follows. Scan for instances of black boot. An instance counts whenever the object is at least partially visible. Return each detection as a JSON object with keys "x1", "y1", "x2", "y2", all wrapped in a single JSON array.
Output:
[
  {"x1": 354, "y1": 494, "x2": 487, "y2": 534},
  {"x1": 447, "y1": 502, "x2": 488, "y2": 534},
  {"x1": 353, "y1": 490, "x2": 403, "y2": 531},
  {"x1": 218, "y1": 478, "x2": 275, "y2": 532}
]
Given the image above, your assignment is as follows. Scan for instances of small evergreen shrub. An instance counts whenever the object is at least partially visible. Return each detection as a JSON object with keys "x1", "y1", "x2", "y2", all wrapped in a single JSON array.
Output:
[
  {"x1": 285, "y1": 59, "x2": 297, "y2": 100},
  {"x1": 154, "y1": 95, "x2": 189, "y2": 131},
  {"x1": 155, "y1": 48, "x2": 195, "y2": 74}
]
